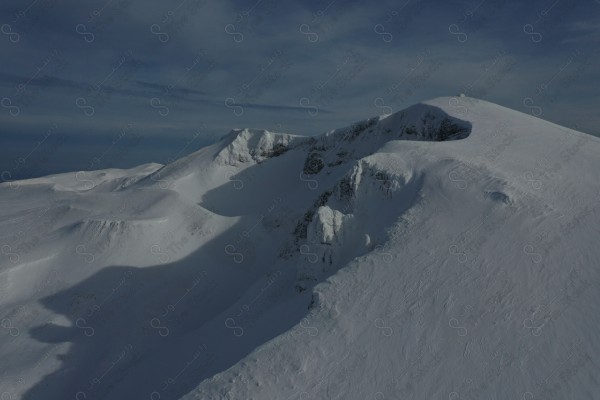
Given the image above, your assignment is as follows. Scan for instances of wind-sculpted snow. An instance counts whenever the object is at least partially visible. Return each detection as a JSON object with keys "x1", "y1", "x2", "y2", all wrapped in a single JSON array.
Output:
[{"x1": 0, "y1": 97, "x2": 599, "y2": 400}]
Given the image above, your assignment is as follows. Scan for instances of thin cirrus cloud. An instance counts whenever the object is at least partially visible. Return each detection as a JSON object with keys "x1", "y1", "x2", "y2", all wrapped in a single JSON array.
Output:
[
  {"x1": 561, "y1": 19, "x2": 600, "y2": 44},
  {"x1": 0, "y1": 0, "x2": 599, "y2": 180}
]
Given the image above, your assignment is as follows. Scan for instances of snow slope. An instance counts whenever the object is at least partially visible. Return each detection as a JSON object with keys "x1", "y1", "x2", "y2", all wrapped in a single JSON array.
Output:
[{"x1": 0, "y1": 97, "x2": 599, "y2": 400}]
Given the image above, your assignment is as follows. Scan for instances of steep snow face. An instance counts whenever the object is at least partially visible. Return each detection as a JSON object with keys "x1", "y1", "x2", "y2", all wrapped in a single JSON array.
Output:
[{"x1": 1, "y1": 97, "x2": 599, "y2": 400}]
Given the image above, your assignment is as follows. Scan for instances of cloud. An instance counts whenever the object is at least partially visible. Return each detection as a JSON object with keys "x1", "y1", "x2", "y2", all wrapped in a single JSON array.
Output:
[
  {"x1": 133, "y1": 80, "x2": 207, "y2": 96},
  {"x1": 561, "y1": 19, "x2": 600, "y2": 43}
]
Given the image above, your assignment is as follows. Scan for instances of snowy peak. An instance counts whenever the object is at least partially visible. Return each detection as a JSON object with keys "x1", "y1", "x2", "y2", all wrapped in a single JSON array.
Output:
[
  {"x1": 299, "y1": 103, "x2": 472, "y2": 177},
  {"x1": 378, "y1": 102, "x2": 472, "y2": 141},
  {"x1": 214, "y1": 128, "x2": 307, "y2": 166},
  {"x1": 323, "y1": 101, "x2": 472, "y2": 143}
]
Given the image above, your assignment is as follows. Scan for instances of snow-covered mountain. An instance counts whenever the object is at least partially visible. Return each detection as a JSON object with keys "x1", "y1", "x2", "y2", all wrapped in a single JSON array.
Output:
[{"x1": 1, "y1": 97, "x2": 599, "y2": 400}]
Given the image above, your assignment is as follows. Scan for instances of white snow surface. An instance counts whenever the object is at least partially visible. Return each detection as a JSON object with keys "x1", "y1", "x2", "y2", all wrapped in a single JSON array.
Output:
[{"x1": 0, "y1": 97, "x2": 599, "y2": 399}]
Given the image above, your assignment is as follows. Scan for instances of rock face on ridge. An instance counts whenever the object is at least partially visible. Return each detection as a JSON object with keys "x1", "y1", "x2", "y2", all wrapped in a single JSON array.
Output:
[{"x1": 215, "y1": 128, "x2": 307, "y2": 166}]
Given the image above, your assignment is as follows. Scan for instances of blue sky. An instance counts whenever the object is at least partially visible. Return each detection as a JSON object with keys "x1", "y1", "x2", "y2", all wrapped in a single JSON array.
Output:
[{"x1": 1, "y1": 0, "x2": 599, "y2": 179}]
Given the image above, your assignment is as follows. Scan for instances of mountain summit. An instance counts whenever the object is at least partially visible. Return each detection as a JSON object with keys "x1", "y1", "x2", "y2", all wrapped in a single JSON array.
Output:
[{"x1": 1, "y1": 97, "x2": 599, "y2": 400}]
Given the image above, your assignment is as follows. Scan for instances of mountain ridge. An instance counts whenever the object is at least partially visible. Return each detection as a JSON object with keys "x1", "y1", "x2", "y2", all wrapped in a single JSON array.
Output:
[{"x1": 0, "y1": 96, "x2": 599, "y2": 400}]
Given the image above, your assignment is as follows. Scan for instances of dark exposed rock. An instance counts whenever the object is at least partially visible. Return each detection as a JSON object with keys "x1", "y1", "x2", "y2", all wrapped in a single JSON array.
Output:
[
  {"x1": 337, "y1": 177, "x2": 354, "y2": 201},
  {"x1": 303, "y1": 152, "x2": 325, "y2": 175},
  {"x1": 260, "y1": 143, "x2": 289, "y2": 158},
  {"x1": 437, "y1": 117, "x2": 469, "y2": 141},
  {"x1": 347, "y1": 118, "x2": 377, "y2": 141},
  {"x1": 292, "y1": 190, "x2": 333, "y2": 240},
  {"x1": 404, "y1": 125, "x2": 418, "y2": 135}
]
